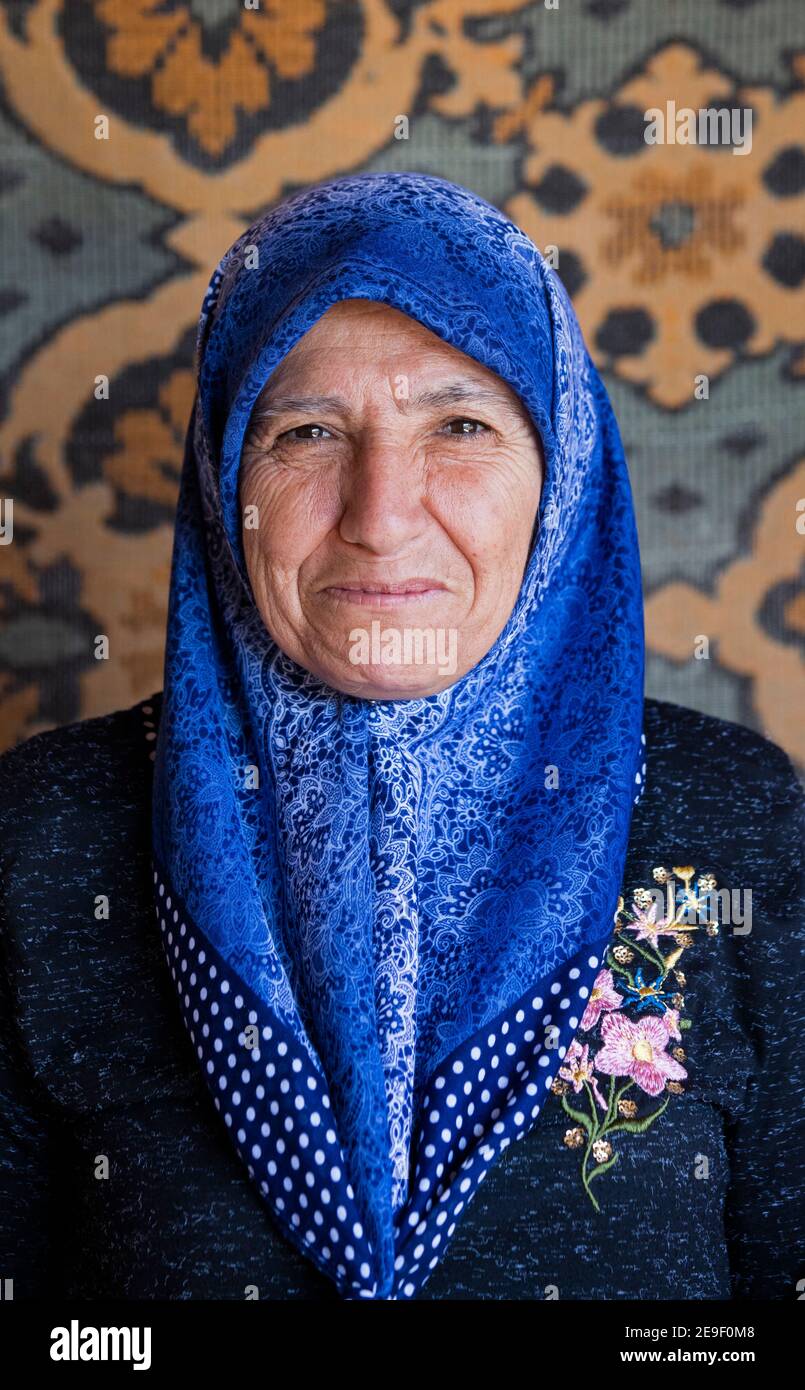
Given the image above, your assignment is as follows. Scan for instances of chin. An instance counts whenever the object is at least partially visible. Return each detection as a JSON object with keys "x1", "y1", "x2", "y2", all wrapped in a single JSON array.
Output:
[{"x1": 327, "y1": 661, "x2": 463, "y2": 701}]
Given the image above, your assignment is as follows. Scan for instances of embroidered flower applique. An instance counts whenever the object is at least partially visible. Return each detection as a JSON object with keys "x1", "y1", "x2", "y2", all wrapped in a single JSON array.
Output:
[{"x1": 554, "y1": 865, "x2": 721, "y2": 1211}]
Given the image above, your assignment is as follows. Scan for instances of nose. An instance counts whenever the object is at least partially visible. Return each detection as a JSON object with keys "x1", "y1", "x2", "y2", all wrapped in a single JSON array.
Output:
[{"x1": 338, "y1": 433, "x2": 428, "y2": 555}]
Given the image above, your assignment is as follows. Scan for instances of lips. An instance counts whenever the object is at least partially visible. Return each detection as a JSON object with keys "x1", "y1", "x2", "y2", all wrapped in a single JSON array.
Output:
[
  {"x1": 328, "y1": 579, "x2": 443, "y2": 595},
  {"x1": 322, "y1": 579, "x2": 447, "y2": 607}
]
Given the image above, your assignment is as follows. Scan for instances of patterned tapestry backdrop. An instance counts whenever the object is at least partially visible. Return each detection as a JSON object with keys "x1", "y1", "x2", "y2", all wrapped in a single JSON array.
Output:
[{"x1": 0, "y1": 0, "x2": 803, "y2": 765}]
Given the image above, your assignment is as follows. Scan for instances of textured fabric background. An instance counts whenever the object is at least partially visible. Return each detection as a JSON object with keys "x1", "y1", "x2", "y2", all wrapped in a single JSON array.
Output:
[{"x1": 0, "y1": 0, "x2": 803, "y2": 765}]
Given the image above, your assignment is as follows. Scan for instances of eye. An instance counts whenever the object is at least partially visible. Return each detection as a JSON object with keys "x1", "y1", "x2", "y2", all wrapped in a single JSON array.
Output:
[
  {"x1": 275, "y1": 422, "x2": 334, "y2": 445},
  {"x1": 439, "y1": 417, "x2": 492, "y2": 439}
]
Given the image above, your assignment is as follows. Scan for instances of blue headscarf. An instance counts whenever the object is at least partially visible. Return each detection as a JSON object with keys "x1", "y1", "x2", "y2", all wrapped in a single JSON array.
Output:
[{"x1": 152, "y1": 172, "x2": 645, "y2": 1299}]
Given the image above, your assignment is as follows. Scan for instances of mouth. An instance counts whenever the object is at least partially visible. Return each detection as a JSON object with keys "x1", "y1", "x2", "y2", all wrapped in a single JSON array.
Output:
[{"x1": 322, "y1": 579, "x2": 447, "y2": 609}]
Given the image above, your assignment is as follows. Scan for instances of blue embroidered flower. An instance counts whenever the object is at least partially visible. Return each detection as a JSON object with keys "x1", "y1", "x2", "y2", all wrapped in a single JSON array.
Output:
[{"x1": 620, "y1": 966, "x2": 678, "y2": 1014}]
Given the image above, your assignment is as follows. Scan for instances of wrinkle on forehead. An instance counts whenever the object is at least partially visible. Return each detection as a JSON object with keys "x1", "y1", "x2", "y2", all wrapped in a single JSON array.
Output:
[{"x1": 248, "y1": 299, "x2": 539, "y2": 438}]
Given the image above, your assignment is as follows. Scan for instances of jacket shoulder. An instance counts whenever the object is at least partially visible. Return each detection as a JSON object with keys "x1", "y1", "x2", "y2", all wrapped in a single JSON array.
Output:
[
  {"x1": 639, "y1": 697, "x2": 802, "y2": 902},
  {"x1": 0, "y1": 693, "x2": 162, "y2": 861},
  {"x1": 643, "y1": 696, "x2": 801, "y2": 796}
]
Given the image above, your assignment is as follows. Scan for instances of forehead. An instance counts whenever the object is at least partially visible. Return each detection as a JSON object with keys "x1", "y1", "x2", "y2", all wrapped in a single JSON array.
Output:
[{"x1": 258, "y1": 298, "x2": 521, "y2": 403}]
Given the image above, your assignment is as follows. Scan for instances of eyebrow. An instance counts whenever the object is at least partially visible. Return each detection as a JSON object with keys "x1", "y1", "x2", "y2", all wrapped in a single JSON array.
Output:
[{"x1": 249, "y1": 381, "x2": 521, "y2": 421}]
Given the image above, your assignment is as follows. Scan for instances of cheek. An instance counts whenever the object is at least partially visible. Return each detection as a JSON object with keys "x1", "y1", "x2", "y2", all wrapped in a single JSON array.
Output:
[
  {"x1": 430, "y1": 455, "x2": 541, "y2": 573},
  {"x1": 240, "y1": 467, "x2": 338, "y2": 572}
]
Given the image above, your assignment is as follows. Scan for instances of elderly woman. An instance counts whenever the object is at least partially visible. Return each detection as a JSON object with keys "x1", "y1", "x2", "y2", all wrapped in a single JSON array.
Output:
[{"x1": 0, "y1": 173, "x2": 802, "y2": 1303}]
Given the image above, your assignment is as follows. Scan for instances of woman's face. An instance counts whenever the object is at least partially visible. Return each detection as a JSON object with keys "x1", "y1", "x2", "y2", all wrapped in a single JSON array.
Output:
[{"x1": 239, "y1": 299, "x2": 543, "y2": 699}]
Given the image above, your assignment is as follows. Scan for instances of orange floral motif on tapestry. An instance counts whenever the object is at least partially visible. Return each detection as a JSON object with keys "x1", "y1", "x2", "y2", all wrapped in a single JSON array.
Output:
[{"x1": 94, "y1": 0, "x2": 327, "y2": 155}]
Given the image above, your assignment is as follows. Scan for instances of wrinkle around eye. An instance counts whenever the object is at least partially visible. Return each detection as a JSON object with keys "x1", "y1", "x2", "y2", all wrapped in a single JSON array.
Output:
[
  {"x1": 242, "y1": 416, "x2": 504, "y2": 469},
  {"x1": 272, "y1": 423, "x2": 338, "y2": 447},
  {"x1": 438, "y1": 417, "x2": 496, "y2": 440},
  {"x1": 241, "y1": 427, "x2": 339, "y2": 468}
]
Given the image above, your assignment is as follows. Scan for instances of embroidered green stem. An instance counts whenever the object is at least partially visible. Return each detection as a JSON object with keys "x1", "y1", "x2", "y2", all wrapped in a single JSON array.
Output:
[
  {"x1": 612, "y1": 935, "x2": 665, "y2": 977},
  {"x1": 573, "y1": 1079, "x2": 670, "y2": 1211},
  {"x1": 581, "y1": 1139, "x2": 617, "y2": 1212},
  {"x1": 607, "y1": 1093, "x2": 670, "y2": 1139}
]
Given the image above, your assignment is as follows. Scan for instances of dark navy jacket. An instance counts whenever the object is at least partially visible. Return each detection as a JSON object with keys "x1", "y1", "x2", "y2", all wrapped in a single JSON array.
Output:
[{"x1": 0, "y1": 694, "x2": 802, "y2": 1300}]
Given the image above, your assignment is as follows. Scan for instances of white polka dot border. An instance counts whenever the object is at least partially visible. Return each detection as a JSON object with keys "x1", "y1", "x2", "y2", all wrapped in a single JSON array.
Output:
[
  {"x1": 633, "y1": 730, "x2": 648, "y2": 806},
  {"x1": 153, "y1": 862, "x2": 377, "y2": 1298},
  {"x1": 388, "y1": 942, "x2": 607, "y2": 1295},
  {"x1": 141, "y1": 702, "x2": 157, "y2": 762},
  {"x1": 154, "y1": 858, "x2": 610, "y2": 1301}
]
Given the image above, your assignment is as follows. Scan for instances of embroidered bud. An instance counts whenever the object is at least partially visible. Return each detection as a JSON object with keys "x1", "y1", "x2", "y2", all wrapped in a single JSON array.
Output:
[
  {"x1": 666, "y1": 1080, "x2": 685, "y2": 1095},
  {"x1": 592, "y1": 1139, "x2": 613, "y2": 1163},
  {"x1": 652, "y1": 866, "x2": 669, "y2": 883},
  {"x1": 563, "y1": 1127, "x2": 585, "y2": 1149},
  {"x1": 617, "y1": 1098, "x2": 638, "y2": 1119},
  {"x1": 612, "y1": 945, "x2": 633, "y2": 964}
]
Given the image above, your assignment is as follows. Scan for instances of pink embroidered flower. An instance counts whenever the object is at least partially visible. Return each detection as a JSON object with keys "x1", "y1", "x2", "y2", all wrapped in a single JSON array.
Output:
[
  {"x1": 623, "y1": 900, "x2": 678, "y2": 946},
  {"x1": 559, "y1": 1040, "x2": 608, "y2": 1111},
  {"x1": 593, "y1": 1012, "x2": 688, "y2": 1097},
  {"x1": 662, "y1": 1007, "x2": 682, "y2": 1041},
  {"x1": 580, "y1": 968, "x2": 623, "y2": 1031}
]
